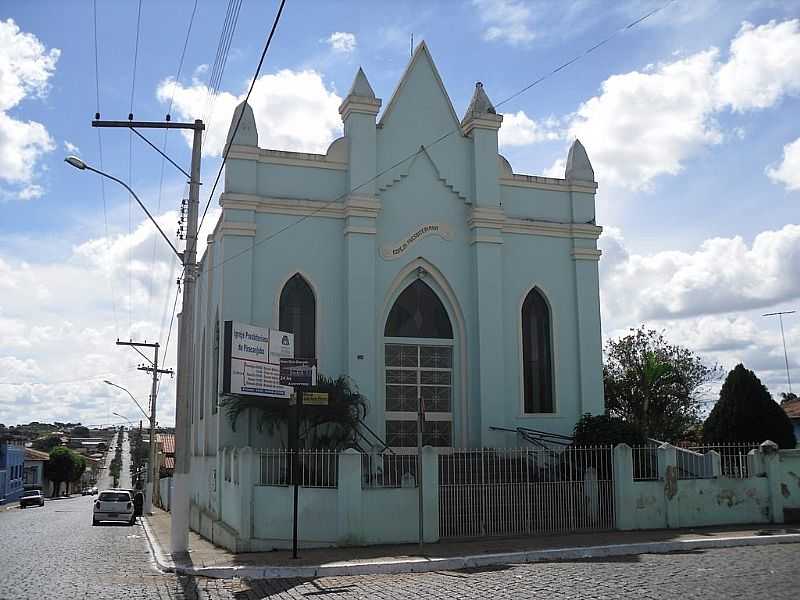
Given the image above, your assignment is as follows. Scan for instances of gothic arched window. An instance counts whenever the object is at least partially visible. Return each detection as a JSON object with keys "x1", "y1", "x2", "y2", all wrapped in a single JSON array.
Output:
[
  {"x1": 279, "y1": 274, "x2": 316, "y2": 359},
  {"x1": 522, "y1": 288, "x2": 553, "y2": 413},
  {"x1": 384, "y1": 279, "x2": 453, "y2": 339}
]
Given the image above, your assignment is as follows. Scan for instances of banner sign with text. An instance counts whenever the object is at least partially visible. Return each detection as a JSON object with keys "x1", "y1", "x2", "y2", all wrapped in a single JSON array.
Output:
[
  {"x1": 223, "y1": 321, "x2": 294, "y2": 399},
  {"x1": 279, "y1": 358, "x2": 318, "y2": 386},
  {"x1": 379, "y1": 223, "x2": 452, "y2": 260}
]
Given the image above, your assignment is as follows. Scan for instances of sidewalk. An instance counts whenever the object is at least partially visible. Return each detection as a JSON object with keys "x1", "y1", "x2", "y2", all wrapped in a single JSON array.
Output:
[{"x1": 143, "y1": 507, "x2": 800, "y2": 579}]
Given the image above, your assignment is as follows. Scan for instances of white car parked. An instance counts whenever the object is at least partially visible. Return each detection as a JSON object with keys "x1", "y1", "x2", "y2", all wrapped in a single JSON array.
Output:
[{"x1": 92, "y1": 489, "x2": 135, "y2": 526}]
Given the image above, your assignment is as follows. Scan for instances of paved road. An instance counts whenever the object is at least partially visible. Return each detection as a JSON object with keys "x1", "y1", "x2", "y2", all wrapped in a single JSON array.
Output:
[
  {"x1": 0, "y1": 430, "x2": 235, "y2": 600},
  {"x1": 232, "y1": 543, "x2": 799, "y2": 599}
]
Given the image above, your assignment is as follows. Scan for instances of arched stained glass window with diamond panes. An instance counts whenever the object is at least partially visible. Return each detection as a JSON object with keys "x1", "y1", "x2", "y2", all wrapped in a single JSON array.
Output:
[{"x1": 384, "y1": 280, "x2": 453, "y2": 448}]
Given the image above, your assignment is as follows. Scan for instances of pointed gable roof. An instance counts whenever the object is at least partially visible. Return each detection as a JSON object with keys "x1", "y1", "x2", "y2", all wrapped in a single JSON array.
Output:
[
  {"x1": 378, "y1": 41, "x2": 461, "y2": 129},
  {"x1": 349, "y1": 67, "x2": 376, "y2": 99},
  {"x1": 462, "y1": 82, "x2": 496, "y2": 121}
]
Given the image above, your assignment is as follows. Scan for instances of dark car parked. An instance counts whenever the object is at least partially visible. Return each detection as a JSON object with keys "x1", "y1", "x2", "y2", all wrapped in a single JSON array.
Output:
[{"x1": 19, "y1": 490, "x2": 45, "y2": 508}]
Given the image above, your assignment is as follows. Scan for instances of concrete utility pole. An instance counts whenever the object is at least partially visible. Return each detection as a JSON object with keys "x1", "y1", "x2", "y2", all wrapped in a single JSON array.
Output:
[
  {"x1": 763, "y1": 310, "x2": 796, "y2": 395},
  {"x1": 116, "y1": 339, "x2": 172, "y2": 515},
  {"x1": 88, "y1": 117, "x2": 204, "y2": 554}
]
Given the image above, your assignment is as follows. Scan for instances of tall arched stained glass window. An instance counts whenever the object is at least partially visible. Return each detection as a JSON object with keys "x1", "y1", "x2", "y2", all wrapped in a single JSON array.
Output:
[
  {"x1": 522, "y1": 288, "x2": 553, "y2": 413},
  {"x1": 279, "y1": 274, "x2": 316, "y2": 359}
]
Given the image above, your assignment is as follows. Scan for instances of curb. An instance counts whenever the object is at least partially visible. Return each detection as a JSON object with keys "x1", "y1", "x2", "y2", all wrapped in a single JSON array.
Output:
[
  {"x1": 145, "y1": 531, "x2": 800, "y2": 580},
  {"x1": 141, "y1": 516, "x2": 176, "y2": 574}
]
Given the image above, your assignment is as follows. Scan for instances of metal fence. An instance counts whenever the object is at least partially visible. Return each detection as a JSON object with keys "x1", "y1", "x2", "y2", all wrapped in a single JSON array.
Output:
[
  {"x1": 678, "y1": 443, "x2": 759, "y2": 480},
  {"x1": 361, "y1": 453, "x2": 419, "y2": 488},
  {"x1": 632, "y1": 446, "x2": 659, "y2": 481},
  {"x1": 256, "y1": 449, "x2": 339, "y2": 488},
  {"x1": 439, "y1": 447, "x2": 615, "y2": 538}
]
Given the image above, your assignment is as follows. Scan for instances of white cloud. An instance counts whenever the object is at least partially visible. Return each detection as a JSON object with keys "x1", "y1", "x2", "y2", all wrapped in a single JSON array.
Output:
[
  {"x1": 326, "y1": 32, "x2": 357, "y2": 54},
  {"x1": 567, "y1": 49, "x2": 722, "y2": 190},
  {"x1": 543, "y1": 18, "x2": 800, "y2": 190},
  {"x1": 0, "y1": 210, "x2": 190, "y2": 426},
  {"x1": 766, "y1": 137, "x2": 800, "y2": 191},
  {"x1": 0, "y1": 19, "x2": 59, "y2": 199},
  {"x1": 17, "y1": 183, "x2": 43, "y2": 200},
  {"x1": 473, "y1": 0, "x2": 536, "y2": 46},
  {"x1": 157, "y1": 69, "x2": 343, "y2": 157},
  {"x1": 715, "y1": 19, "x2": 800, "y2": 112},
  {"x1": 599, "y1": 224, "x2": 800, "y2": 322},
  {"x1": 498, "y1": 111, "x2": 561, "y2": 147},
  {"x1": 63, "y1": 140, "x2": 80, "y2": 154}
]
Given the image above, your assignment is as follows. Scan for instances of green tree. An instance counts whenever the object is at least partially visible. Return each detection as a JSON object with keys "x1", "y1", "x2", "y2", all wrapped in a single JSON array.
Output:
[
  {"x1": 220, "y1": 374, "x2": 367, "y2": 449},
  {"x1": 604, "y1": 326, "x2": 721, "y2": 442},
  {"x1": 45, "y1": 447, "x2": 78, "y2": 497},
  {"x1": 572, "y1": 413, "x2": 646, "y2": 447},
  {"x1": 704, "y1": 364, "x2": 796, "y2": 449},
  {"x1": 69, "y1": 454, "x2": 87, "y2": 493},
  {"x1": 71, "y1": 425, "x2": 91, "y2": 437}
]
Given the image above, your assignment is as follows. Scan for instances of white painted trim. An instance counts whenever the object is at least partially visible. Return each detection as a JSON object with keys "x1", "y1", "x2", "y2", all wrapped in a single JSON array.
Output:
[
  {"x1": 517, "y1": 284, "x2": 560, "y2": 418},
  {"x1": 344, "y1": 225, "x2": 377, "y2": 236},
  {"x1": 221, "y1": 194, "x2": 345, "y2": 219},
  {"x1": 571, "y1": 248, "x2": 602, "y2": 261},
  {"x1": 219, "y1": 221, "x2": 257, "y2": 237},
  {"x1": 470, "y1": 234, "x2": 503, "y2": 245},
  {"x1": 467, "y1": 207, "x2": 505, "y2": 230},
  {"x1": 226, "y1": 145, "x2": 348, "y2": 171},
  {"x1": 343, "y1": 195, "x2": 381, "y2": 219},
  {"x1": 504, "y1": 219, "x2": 602, "y2": 240},
  {"x1": 339, "y1": 96, "x2": 382, "y2": 121},
  {"x1": 271, "y1": 271, "x2": 323, "y2": 374},
  {"x1": 499, "y1": 175, "x2": 597, "y2": 193},
  {"x1": 462, "y1": 114, "x2": 503, "y2": 136},
  {"x1": 378, "y1": 258, "x2": 469, "y2": 447}
]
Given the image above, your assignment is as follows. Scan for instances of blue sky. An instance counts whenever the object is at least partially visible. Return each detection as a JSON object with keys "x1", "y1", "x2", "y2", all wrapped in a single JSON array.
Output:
[{"x1": 1, "y1": 0, "x2": 798, "y2": 426}]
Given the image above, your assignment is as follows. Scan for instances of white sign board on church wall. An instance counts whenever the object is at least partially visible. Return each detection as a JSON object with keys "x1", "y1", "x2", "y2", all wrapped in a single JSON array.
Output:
[
  {"x1": 380, "y1": 223, "x2": 452, "y2": 260},
  {"x1": 223, "y1": 321, "x2": 294, "y2": 399}
]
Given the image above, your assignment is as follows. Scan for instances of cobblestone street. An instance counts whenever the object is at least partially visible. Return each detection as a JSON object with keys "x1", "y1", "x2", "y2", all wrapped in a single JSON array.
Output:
[
  {"x1": 233, "y1": 544, "x2": 799, "y2": 599},
  {"x1": 0, "y1": 432, "x2": 235, "y2": 600}
]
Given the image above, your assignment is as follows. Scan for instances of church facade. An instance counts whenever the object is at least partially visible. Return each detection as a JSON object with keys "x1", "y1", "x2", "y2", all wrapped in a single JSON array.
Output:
[{"x1": 190, "y1": 42, "x2": 603, "y2": 470}]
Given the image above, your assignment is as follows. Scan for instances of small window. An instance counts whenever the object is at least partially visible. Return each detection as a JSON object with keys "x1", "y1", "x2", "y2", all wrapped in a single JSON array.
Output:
[
  {"x1": 522, "y1": 288, "x2": 554, "y2": 413},
  {"x1": 279, "y1": 274, "x2": 316, "y2": 359}
]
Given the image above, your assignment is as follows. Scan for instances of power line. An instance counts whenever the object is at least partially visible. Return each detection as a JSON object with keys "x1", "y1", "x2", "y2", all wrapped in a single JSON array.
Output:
[
  {"x1": 197, "y1": 0, "x2": 287, "y2": 234},
  {"x1": 203, "y1": 0, "x2": 244, "y2": 128},
  {"x1": 92, "y1": 0, "x2": 118, "y2": 337},
  {"x1": 200, "y1": 0, "x2": 672, "y2": 276},
  {"x1": 0, "y1": 375, "x2": 120, "y2": 386},
  {"x1": 127, "y1": 0, "x2": 144, "y2": 335}
]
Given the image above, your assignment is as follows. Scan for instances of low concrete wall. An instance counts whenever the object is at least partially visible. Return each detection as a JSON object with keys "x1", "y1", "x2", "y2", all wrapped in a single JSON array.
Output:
[
  {"x1": 158, "y1": 477, "x2": 173, "y2": 511},
  {"x1": 615, "y1": 443, "x2": 799, "y2": 530},
  {"x1": 252, "y1": 485, "x2": 338, "y2": 548}
]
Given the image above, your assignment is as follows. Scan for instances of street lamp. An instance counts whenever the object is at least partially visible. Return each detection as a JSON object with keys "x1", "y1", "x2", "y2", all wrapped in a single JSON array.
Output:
[
  {"x1": 106, "y1": 380, "x2": 157, "y2": 514},
  {"x1": 763, "y1": 310, "x2": 796, "y2": 395},
  {"x1": 111, "y1": 412, "x2": 133, "y2": 427},
  {"x1": 64, "y1": 156, "x2": 182, "y2": 262}
]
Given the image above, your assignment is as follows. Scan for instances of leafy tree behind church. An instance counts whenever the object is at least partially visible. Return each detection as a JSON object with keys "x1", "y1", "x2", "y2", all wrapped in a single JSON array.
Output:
[
  {"x1": 704, "y1": 364, "x2": 796, "y2": 449},
  {"x1": 603, "y1": 326, "x2": 721, "y2": 442}
]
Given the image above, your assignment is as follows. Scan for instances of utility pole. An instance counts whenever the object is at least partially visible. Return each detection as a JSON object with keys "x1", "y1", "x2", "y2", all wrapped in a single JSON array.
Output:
[
  {"x1": 94, "y1": 117, "x2": 203, "y2": 554},
  {"x1": 763, "y1": 310, "x2": 796, "y2": 395},
  {"x1": 116, "y1": 339, "x2": 172, "y2": 515}
]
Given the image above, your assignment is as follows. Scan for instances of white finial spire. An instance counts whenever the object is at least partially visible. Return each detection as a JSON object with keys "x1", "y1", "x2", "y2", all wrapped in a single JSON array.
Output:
[{"x1": 565, "y1": 139, "x2": 595, "y2": 182}]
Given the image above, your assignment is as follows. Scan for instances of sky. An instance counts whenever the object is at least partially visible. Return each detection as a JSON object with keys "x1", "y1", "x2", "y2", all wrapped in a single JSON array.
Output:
[{"x1": 0, "y1": 0, "x2": 798, "y2": 428}]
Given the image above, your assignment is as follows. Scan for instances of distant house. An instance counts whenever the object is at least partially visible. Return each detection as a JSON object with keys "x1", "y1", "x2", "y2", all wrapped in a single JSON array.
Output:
[
  {"x1": 157, "y1": 433, "x2": 175, "y2": 477},
  {"x1": 782, "y1": 397, "x2": 800, "y2": 443},
  {"x1": 0, "y1": 439, "x2": 25, "y2": 504},
  {"x1": 23, "y1": 448, "x2": 49, "y2": 491}
]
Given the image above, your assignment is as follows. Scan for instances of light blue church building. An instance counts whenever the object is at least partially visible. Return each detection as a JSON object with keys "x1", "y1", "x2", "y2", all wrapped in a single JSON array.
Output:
[{"x1": 191, "y1": 42, "x2": 603, "y2": 463}]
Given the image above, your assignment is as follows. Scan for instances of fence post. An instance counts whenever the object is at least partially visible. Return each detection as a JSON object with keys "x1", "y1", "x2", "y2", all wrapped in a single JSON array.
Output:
[
  {"x1": 613, "y1": 444, "x2": 634, "y2": 530},
  {"x1": 421, "y1": 446, "x2": 440, "y2": 543},
  {"x1": 760, "y1": 440, "x2": 784, "y2": 524},
  {"x1": 238, "y1": 447, "x2": 255, "y2": 550},
  {"x1": 657, "y1": 443, "x2": 679, "y2": 528},
  {"x1": 707, "y1": 450, "x2": 722, "y2": 478},
  {"x1": 747, "y1": 448, "x2": 765, "y2": 477},
  {"x1": 337, "y1": 449, "x2": 363, "y2": 545}
]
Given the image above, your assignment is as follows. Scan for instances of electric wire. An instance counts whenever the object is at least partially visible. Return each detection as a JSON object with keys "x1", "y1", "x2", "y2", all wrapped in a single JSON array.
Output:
[
  {"x1": 197, "y1": 0, "x2": 287, "y2": 235},
  {"x1": 92, "y1": 0, "x2": 119, "y2": 337},
  {"x1": 127, "y1": 0, "x2": 143, "y2": 335},
  {"x1": 201, "y1": 0, "x2": 673, "y2": 277}
]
